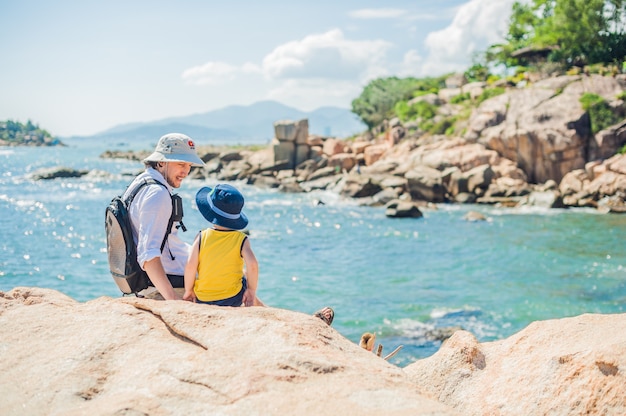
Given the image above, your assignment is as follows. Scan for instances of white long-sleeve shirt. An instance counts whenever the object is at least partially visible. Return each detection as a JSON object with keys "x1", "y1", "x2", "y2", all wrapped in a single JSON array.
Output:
[{"x1": 123, "y1": 168, "x2": 190, "y2": 276}]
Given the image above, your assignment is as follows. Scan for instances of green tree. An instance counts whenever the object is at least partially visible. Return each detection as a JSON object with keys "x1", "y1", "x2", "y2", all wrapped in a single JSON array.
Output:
[
  {"x1": 487, "y1": 0, "x2": 626, "y2": 69},
  {"x1": 0, "y1": 119, "x2": 57, "y2": 145},
  {"x1": 351, "y1": 76, "x2": 445, "y2": 129}
]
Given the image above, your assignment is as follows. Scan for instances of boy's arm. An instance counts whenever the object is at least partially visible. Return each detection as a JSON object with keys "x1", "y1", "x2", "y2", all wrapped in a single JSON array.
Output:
[
  {"x1": 183, "y1": 234, "x2": 200, "y2": 302},
  {"x1": 241, "y1": 238, "x2": 259, "y2": 307}
]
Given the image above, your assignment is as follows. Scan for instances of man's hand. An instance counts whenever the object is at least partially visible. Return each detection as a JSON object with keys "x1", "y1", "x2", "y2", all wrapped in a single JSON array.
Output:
[{"x1": 242, "y1": 289, "x2": 256, "y2": 307}]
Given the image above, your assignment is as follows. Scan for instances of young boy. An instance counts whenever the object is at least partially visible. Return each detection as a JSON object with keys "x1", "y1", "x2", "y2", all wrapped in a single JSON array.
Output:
[
  {"x1": 183, "y1": 184, "x2": 263, "y2": 307},
  {"x1": 183, "y1": 183, "x2": 334, "y2": 325}
]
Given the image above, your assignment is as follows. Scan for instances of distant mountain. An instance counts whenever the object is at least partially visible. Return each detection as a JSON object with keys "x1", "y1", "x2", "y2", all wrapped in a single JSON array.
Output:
[{"x1": 72, "y1": 101, "x2": 366, "y2": 146}]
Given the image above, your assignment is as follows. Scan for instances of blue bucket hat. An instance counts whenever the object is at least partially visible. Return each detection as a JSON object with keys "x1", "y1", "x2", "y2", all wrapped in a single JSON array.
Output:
[{"x1": 195, "y1": 184, "x2": 248, "y2": 230}]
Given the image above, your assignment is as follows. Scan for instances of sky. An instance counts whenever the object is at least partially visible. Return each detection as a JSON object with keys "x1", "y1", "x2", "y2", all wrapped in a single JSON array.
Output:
[{"x1": 0, "y1": 0, "x2": 517, "y2": 137}]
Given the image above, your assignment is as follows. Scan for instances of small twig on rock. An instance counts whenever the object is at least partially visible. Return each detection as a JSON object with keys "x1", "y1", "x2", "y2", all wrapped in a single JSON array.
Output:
[
  {"x1": 376, "y1": 344, "x2": 383, "y2": 357},
  {"x1": 383, "y1": 345, "x2": 403, "y2": 361}
]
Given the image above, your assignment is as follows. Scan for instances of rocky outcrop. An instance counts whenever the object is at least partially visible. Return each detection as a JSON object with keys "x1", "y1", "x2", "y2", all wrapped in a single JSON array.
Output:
[
  {"x1": 467, "y1": 75, "x2": 625, "y2": 184},
  {"x1": 404, "y1": 313, "x2": 626, "y2": 416},
  {"x1": 93, "y1": 74, "x2": 626, "y2": 213},
  {"x1": 0, "y1": 287, "x2": 454, "y2": 416},
  {"x1": 27, "y1": 166, "x2": 89, "y2": 180},
  {"x1": 2, "y1": 287, "x2": 624, "y2": 416}
]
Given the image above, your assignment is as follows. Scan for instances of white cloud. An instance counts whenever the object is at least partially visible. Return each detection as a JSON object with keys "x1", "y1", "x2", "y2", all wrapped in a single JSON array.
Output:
[
  {"x1": 262, "y1": 29, "x2": 391, "y2": 82},
  {"x1": 419, "y1": 0, "x2": 515, "y2": 76},
  {"x1": 267, "y1": 78, "x2": 363, "y2": 111},
  {"x1": 182, "y1": 61, "x2": 261, "y2": 86},
  {"x1": 180, "y1": 29, "x2": 393, "y2": 110},
  {"x1": 348, "y1": 8, "x2": 407, "y2": 19},
  {"x1": 398, "y1": 50, "x2": 423, "y2": 77},
  {"x1": 180, "y1": 29, "x2": 392, "y2": 110},
  {"x1": 183, "y1": 29, "x2": 391, "y2": 89}
]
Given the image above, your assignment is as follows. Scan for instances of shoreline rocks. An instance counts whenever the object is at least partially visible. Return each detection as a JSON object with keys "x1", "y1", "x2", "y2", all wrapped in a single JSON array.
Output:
[
  {"x1": 17, "y1": 73, "x2": 620, "y2": 214},
  {"x1": 92, "y1": 74, "x2": 626, "y2": 215}
]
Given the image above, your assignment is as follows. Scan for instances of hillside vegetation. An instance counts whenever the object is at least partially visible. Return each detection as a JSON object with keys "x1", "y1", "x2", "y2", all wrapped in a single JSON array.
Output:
[
  {"x1": 351, "y1": 0, "x2": 626, "y2": 141},
  {"x1": 0, "y1": 120, "x2": 61, "y2": 146}
]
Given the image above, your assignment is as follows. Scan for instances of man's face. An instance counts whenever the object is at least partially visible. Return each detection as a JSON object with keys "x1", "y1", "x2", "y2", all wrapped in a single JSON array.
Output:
[{"x1": 163, "y1": 162, "x2": 193, "y2": 188}]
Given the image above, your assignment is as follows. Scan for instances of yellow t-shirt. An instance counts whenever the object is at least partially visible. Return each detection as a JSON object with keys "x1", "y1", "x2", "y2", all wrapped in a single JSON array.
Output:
[{"x1": 194, "y1": 228, "x2": 247, "y2": 302}]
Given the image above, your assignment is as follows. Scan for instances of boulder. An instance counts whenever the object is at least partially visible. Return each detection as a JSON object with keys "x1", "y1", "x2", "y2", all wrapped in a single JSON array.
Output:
[
  {"x1": 0, "y1": 287, "x2": 454, "y2": 416},
  {"x1": 274, "y1": 119, "x2": 299, "y2": 142},
  {"x1": 470, "y1": 75, "x2": 625, "y2": 184},
  {"x1": 28, "y1": 166, "x2": 89, "y2": 180},
  {"x1": 337, "y1": 174, "x2": 383, "y2": 198},
  {"x1": 518, "y1": 190, "x2": 564, "y2": 208},
  {"x1": 404, "y1": 313, "x2": 626, "y2": 416},
  {"x1": 405, "y1": 165, "x2": 447, "y2": 202},
  {"x1": 271, "y1": 138, "x2": 296, "y2": 169},
  {"x1": 385, "y1": 200, "x2": 424, "y2": 218},
  {"x1": 363, "y1": 144, "x2": 388, "y2": 166},
  {"x1": 323, "y1": 138, "x2": 346, "y2": 157}
]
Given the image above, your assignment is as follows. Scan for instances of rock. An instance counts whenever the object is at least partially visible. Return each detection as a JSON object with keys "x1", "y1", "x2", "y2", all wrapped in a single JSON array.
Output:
[
  {"x1": 455, "y1": 192, "x2": 477, "y2": 204},
  {"x1": 273, "y1": 119, "x2": 308, "y2": 144},
  {"x1": 371, "y1": 188, "x2": 402, "y2": 206},
  {"x1": 405, "y1": 166, "x2": 447, "y2": 202},
  {"x1": 323, "y1": 138, "x2": 346, "y2": 157},
  {"x1": 363, "y1": 144, "x2": 388, "y2": 166},
  {"x1": 385, "y1": 200, "x2": 424, "y2": 218},
  {"x1": 328, "y1": 153, "x2": 356, "y2": 172},
  {"x1": 98, "y1": 75, "x2": 626, "y2": 212},
  {"x1": 28, "y1": 166, "x2": 89, "y2": 180},
  {"x1": 462, "y1": 211, "x2": 486, "y2": 221},
  {"x1": 424, "y1": 326, "x2": 464, "y2": 342},
  {"x1": 0, "y1": 287, "x2": 455, "y2": 416},
  {"x1": 404, "y1": 313, "x2": 626, "y2": 416},
  {"x1": 472, "y1": 75, "x2": 624, "y2": 184},
  {"x1": 517, "y1": 190, "x2": 565, "y2": 208},
  {"x1": 338, "y1": 174, "x2": 383, "y2": 198},
  {"x1": 589, "y1": 121, "x2": 626, "y2": 161},
  {"x1": 408, "y1": 93, "x2": 441, "y2": 107},
  {"x1": 101, "y1": 149, "x2": 150, "y2": 161}
]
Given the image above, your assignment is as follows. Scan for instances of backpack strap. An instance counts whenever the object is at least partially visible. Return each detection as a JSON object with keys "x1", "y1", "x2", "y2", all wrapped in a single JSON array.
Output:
[{"x1": 124, "y1": 178, "x2": 172, "y2": 253}]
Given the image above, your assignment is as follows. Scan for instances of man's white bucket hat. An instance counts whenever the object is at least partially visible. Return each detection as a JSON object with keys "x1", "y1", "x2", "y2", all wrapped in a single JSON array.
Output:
[{"x1": 143, "y1": 133, "x2": 205, "y2": 167}]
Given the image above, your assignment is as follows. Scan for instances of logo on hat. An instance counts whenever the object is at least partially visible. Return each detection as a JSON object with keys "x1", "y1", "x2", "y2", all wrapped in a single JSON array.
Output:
[{"x1": 188, "y1": 139, "x2": 195, "y2": 149}]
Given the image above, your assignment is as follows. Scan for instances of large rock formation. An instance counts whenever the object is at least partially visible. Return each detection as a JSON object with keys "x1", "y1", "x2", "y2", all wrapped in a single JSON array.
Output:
[
  {"x1": 96, "y1": 74, "x2": 626, "y2": 212},
  {"x1": 0, "y1": 287, "x2": 454, "y2": 416},
  {"x1": 467, "y1": 75, "x2": 625, "y2": 184},
  {"x1": 404, "y1": 313, "x2": 626, "y2": 416},
  {"x1": 2, "y1": 287, "x2": 625, "y2": 415}
]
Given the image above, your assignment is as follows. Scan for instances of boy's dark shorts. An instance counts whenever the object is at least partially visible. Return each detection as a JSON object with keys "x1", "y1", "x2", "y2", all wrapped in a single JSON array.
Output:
[{"x1": 196, "y1": 277, "x2": 247, "y2": 307}]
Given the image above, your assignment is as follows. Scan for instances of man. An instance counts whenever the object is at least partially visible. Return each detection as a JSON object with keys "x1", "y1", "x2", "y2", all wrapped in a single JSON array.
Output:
[{"x1": 124, "y1": 133, "x2": 205, "y2": 300}]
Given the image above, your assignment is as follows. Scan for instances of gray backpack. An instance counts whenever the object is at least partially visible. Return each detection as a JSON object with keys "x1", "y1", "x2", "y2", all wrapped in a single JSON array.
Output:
[{"x1": 105, "y1": 178, "x2": 181, "y2": 295}]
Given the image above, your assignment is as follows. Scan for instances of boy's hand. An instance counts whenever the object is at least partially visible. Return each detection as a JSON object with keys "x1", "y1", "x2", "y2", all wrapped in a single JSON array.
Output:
[{"x1": 182, "y1": 290, "x2": 197, "y2": 302}]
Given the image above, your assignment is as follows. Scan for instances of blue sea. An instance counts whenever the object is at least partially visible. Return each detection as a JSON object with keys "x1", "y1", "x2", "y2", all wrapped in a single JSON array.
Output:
[{"x1": 1, "y1": 138, "x2": 625, "y2": 367}]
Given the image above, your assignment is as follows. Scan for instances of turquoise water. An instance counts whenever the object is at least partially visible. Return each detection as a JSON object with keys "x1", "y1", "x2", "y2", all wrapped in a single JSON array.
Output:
[{"x1": 1, "y1": 139, "x2": 625, "y2": 367}]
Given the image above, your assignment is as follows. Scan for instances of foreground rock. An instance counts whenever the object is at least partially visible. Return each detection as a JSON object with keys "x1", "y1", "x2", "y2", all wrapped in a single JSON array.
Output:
[
  {"x1": 0, "y1": 287, "x2": 455, "y2": 416},
  {"x1": 404, "y1": 313, "x2": 626, "y2": 416},
  {"x1": 2, "y1": 287, "x2": 624, "y2": 415}
]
